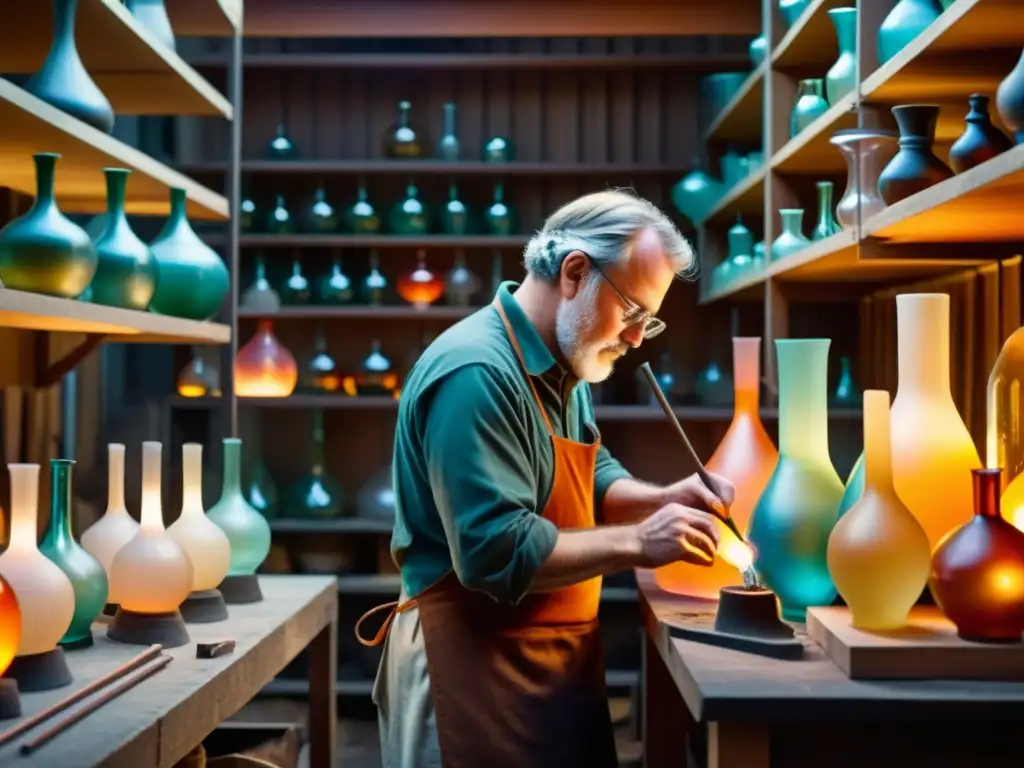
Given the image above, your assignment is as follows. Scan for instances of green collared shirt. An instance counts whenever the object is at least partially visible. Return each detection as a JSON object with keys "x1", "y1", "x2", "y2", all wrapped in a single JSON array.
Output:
[{"x1": 391, "y1": 281, "x2": 633, "y2": 604}]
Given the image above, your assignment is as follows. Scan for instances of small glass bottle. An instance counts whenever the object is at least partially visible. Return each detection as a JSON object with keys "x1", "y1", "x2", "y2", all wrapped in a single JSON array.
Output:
[
  {"x1": 266, "y1": 195, "x2": 293, "y2": 235},
  {"x1": 445, "y1": 250, "x2": 481, "y2": 306},
  {"x1": 284, "y1": 410, "x2": 345, "y2": 518},
  {"x1": 383, "y1": 100, "x2": 426, "y2": 159},
  {"x1": 438, "y1": 102, "x2": 460, "y2": 161},
  {"x1": 790, "y1": 79, "x2": 829, "y2": 138},
  {"x1": 177, "y1": 346, "x2": 221, "y2": 398},
  {"x1": 267, "y1": 124, "x2": 298, "y2": 159},
  {"x1": 770, "y1": 209, "x2": 811, "y2": 262},
  {"x1": 485, "y1": 182, "x2": 513, "y2": 235},
  {"x1": 812, "y1": 181, "x2": 841, "y2": 240},
  {"x1": 398, "y1": 251, "x2": 445, "y2": 309},
  {"x1": 389, "y1": 181, "x2": 429, "y2": 235},
  {"x1": 306, "y1": 186, "x2": 337, "y2": 234},
  {"x1": 442, "y1": 182, "x2": 469, "y2": 235},
  {"x1": 240, "y1": 255, "x2": 281, "y2": 312},
  {"x1": 362, "y1": 250, "x2": 388, "y2": 306},
  {"x1": 316, "y1": 252, "x2": 353, "y2": 304},
  {"x1": 346, "y1": 180, "x2": 380, "y2": 234},
  {"x1": 280, "y1": 257, "x2": 311, "y2": 305},
  {"x1": 300, "y1": 324, "x2": 341, "y2": 393}
]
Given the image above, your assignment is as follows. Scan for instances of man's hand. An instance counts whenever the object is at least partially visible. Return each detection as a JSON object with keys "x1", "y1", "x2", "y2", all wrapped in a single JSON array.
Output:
[
  {"x1": 631, "y1": 503, "x2": 721, "y2": 568},
  {"x1": 662, "y1": 472, "x2": 735, "y2": 516}
]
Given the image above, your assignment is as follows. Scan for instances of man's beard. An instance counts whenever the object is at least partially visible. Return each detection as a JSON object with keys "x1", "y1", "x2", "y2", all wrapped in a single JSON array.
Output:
[{"x1": 555, "y1": 278, "x2": 627, "y2": 383}]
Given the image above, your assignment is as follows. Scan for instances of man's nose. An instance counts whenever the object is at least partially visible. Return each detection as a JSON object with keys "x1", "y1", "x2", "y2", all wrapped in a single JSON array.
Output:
[{"x1": 621, "y1": 322, "x2": 646, "y2": 348}]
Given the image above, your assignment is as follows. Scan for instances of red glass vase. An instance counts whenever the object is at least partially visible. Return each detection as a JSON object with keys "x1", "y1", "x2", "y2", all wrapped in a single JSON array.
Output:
[
  {"x1": 929, "y1": 468, "x2": 1024, "y2": 642},
  {"x1": 397, "y1": 251, "x2": 444, "y2": 309}
]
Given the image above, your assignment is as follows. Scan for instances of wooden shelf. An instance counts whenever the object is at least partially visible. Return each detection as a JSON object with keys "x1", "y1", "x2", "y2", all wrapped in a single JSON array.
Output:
[
  {"x1": 702, "y1": 167, "x2": 766, "y2": 225},
  {"x1": 0, "y1": 80, "x2": 228, "y2": 220},
  {"x1": 181, "y1": 160, "x2": 692, "y2": 176},
  {"x1": 771, "y1": 92, "x2": 858, "y2": 173},
  {"x1": 700, "y1": 268, "x2": 768, "y2": 303},
  {"x1": 705, "y1": 63, "x2": 765, "y2": 145},
  {"x1": 167, "y1": 0, "x2": 242, "y2": 37},
  {"x1": 269, "y1": 517, "x2": 393, "y2": 534},
  {"x1": 237, "y1": 306, "x2": 478, "y2": 320},
  {"x1": 0, "y1": 0, "x2": 231, "y2": 118},
  {"x1": 0, "y1": 288, "x2": 229, "y2": 343},
  {"x1": 771, "y1": 0, "x2": 848, "y2": 71},
  {"x1": 222, "y1": 235, "x2": 527, "y2": 249},
  {"x1": 862, "y1": 143, "x2": 1024, "y2": 244},
  {"x1": 186, "y1": 52, "x2": 750, "y2": 71}
]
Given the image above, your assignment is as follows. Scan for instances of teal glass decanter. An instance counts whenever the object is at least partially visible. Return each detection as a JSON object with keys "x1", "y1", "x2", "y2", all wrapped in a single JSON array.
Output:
[
  {"x1": 483, "y1": 136, "x2": 513, "y2": 163},
  {"x1": 266, "y1": 195, "x2": 293, "y2": 235},
  {"x1": 383, "y1": 100, "x2": 426, "y2": 158},
  {"x1": 346, "y1": 180, "x2": 381, "y2": 234},
  {"x1": 830, "y1": 355, "x2": 861, "y2": 408},
  {"x1": 438, "y1": 102, "x2": 460, "y2": 160},
  {"x1": 812, "y1": 182, "x2": 841, "y2": 240},
  {"x1": 240, "y1": 255, "x2": 281, "y2": 312},
  {"x1": 316, "y1": 253, "x2": 353, "y2": 304},
  {"x1": 267, "y1": 124, "x2": 298, "y2": 159},
  {"x1": 40, "y1": 459, "x2": 108, "y2": 649},
  {"x1": 877, "y1": 0, "x2": 944, "y2": 66},
  {"x1": 284, "y1": 410, "x2": 345, "y2": 518},
  {"x1": 747, "y1": 338, "x2": 844, "y2": 622},
  {"x1": 362, "y1": 250, "x2": 388, "y2": 305},
  {"x1": 279, "y1": 257, "x2": 311, "y2": 305},
  {"x1": 791, "y1": 79, "x2": 829, "y2": 138},
  {"x1": 389, "y1": 181, "x2": 429, "y2": 235},
  {"x1": 208, "y1": 438, "x2": 272, "y2": 578},
  {"x1": 770, "y1": 209, "x2": 811, "y2": 262},
  {"x1": 242, "y1": 421, "x2": 278, "y2": 520},
  {"x1": 826, "y1": 8, "x2": 857, "y2": 104},
  {"x1": 442, "y1": 182, "x2": 469, "y2": 235},
  {"x1": 306, "y1": 186, "x2": 337, "y2": 234},
  {"x1": 300, "y1": 324, "x2": 340, "y2": 393},
  {"x1": 486, "y1": 182, "x2": 513, "y2": 235},
  {"x1": 725, "y1": 215, "x2": 755, "y2": 279}
]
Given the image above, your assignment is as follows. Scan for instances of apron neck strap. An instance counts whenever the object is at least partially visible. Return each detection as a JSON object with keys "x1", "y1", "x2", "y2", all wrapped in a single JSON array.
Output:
[{"x1": 493, "y1": 297, "x2": 555, "y2": 437}]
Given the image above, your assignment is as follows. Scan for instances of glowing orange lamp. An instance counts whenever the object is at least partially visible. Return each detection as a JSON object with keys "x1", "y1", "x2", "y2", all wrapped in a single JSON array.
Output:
[
  {"x1": 0, "y1": 574, "x2": 22, "y2": 719},
  {"x1": 235, "y1": 320, "x2": 298, "y2": 397}
]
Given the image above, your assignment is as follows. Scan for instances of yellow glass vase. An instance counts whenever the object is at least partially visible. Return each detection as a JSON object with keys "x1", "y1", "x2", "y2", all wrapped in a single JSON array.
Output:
[
  {"x1": 986, "y1": 324, "x2": 1024, "y2": 531},
  {"x1": 655, "y1": 337, "x2": 779, "y2": 598},
  {"x1": 827, "y1": 390, "x2": 931, "y2": 630},
  {"x1": 837, "y1": 293, "x2": 981, "y2": 549}
]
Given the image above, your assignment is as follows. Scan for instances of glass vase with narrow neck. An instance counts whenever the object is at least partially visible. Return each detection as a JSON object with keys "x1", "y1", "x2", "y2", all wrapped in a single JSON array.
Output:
[
  {"x1": 284, "y1": 411, "x2": 345, "y2": 518},
  {"x1": 812, "y1": 181, "x2": 841, "y2": 240},
  {"x1": 825, "y1": 8, "x2": 857, "y2": 105},
  {"x1": 241, "y1": 256, "x2": 281, "y2": 312},
  {"x1": 830, "y1": 129, "x2": 897, "y2": 229},
  {"x1": 79, "y1": 443, "x2": 139, "y2": 608},
  {"x1": 770, "y1": 209, "x2": 810, "y2": 262},
  {"x1": 747, "y1": 339, "x2": 844, "y2": 621},
  {"x1": 40, "y1": 460, "x2": 109, "y2": 649},
  {"x1": 0, "y1": 464, "x2": 75, "y2": 671},
  {"x1": 655, "y1": 338, "x2": 778, "y2": 599},
  {"x1": 438, "y1": 102, "x2": 460, "y2": 160},
  {"x1": 791, "y1": 79, "x2": 829, "y2": 138},
  {"x1": 827, "y1": 391, "x2": 930, "y2": 630},
  {"x1": 837, "y1": 293, "x2": 982, "y2": 550},
  {"x1": 208, "y1": 439, "x2": 272, "y2": 577},
  {"x1": 91, "y1": 167, "x2": 158, "y2": 311}
]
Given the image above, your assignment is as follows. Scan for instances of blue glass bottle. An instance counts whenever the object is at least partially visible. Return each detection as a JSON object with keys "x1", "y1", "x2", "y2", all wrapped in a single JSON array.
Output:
[
  {"x1": 748, "y1": 339, "x2": 844, "y2": 621},
  {"x1": 40, "y1": 459, "x2": 109, "y2": 649}
]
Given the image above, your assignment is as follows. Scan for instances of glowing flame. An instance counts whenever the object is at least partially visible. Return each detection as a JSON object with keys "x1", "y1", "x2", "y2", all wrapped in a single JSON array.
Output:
[{"x1": 718, "y1": 537, "x2": 754, "y2": 572}]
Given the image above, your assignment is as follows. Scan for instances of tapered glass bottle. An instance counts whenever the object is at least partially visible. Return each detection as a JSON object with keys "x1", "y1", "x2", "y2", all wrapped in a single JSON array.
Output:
[
  {"x1": 830, "y1": 356, "x2": 860, "y2": 408},
  {"x1": 234, "y1": 320, "x2": 298, "y2": 398},
  {"x1": 438, "y1": 102, "x2": 460, "y2": 160},
  {"x1": 398, "y1": 252, "x2": 445, "y2": 309},
  {"x1": 838, "y1": 294, "x2": 982, "y2": 551},
  {"x1": 826, "y1": 8, "x2": 857, "y2": 105},
  {"x1": 748, "y1": 339, "x2": 844, "y2": 622},
  {"x1": 442, "y1": 183, "x2": 469, "y2": 235},
  {"x1": 167, "y1": 444, "x2": 231, "y2": 622},
  {"x1": 770, "y1": 209, "x2": 810, "y2": 262},
  {"x1": 208, "y1": 438, "x2": 272, "y2": 604},
  {"x1": 0, "y1": 464, "x2": 75, "y2": 690},
  {"x1": 80, "y1": 444, "x2": 139, "y2": 609},
  {"x1": 284, "y1": 410, "x2": 345, "y2": 518},
  {"x1": 306, "y1": 186, "x2": 337, "y2": 233},
  {"x1": 40, "y1": 460, "x2": 108, "y2": 649},
  {"x1": 266, "y1": 195, "x2": 293, "y2": 235},
  {"x1": 300, "y1": 324, "x2": 341, "y2": 393},
  {"x1": 362, "y1": 251, "x2": 388, "y2": 306},
  {"x1": 930, "y1": 468, "x2": 1024, "y2": 641},
  {"x1": 445, "y1": 250, "x2": 481, "y2": 306},
  {"x1": 812, "y1": 182, "x2": 841, "y2": 240},
  {"x1": 827, "y1": 391, "x2": 931, "y2": 630},
  {"x1": 177, "y1": 346, "x2": 221, "y2": 398},
  {"x1": 267, "y1": 125, "x2": 298, "y2": 159},
  {"x1": 656, "y1": 338, "x2": 779, "y2": 599},
  {"x1": 108, "y1": 442, "x2": 193, "y2": 648}
]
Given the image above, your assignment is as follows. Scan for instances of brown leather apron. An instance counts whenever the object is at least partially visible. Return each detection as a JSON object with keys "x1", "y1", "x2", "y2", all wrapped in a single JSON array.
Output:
[{"x1": 357, "y1": 297, "x2": 617, "y2": 768}]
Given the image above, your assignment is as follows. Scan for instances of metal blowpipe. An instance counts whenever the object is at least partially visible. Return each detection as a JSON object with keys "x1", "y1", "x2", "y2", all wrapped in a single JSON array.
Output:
[{"x1": 638, "y1": 362, "x2": 759, "y2": 586}]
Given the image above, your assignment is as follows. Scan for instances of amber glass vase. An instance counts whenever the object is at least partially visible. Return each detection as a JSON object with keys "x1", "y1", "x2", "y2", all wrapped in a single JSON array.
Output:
[
  {"x1": 655, "y1": 338, "x2": 778, "y2": 599},
  {"x1": 986, "y1": 324, "x2": 1024, "y2": 531},
  {"x1": 235, "y1": 320, "x2": 298, "y2": 398},
  {"x1": 930, "y1": 468, "x2": 1024, "y2": 642},
  {"x1": 827, "y1": 390, "x2": 931, "y2": 630},
  {"x1": 397, "y1": 252, "x2": 444, "y2": 309}
]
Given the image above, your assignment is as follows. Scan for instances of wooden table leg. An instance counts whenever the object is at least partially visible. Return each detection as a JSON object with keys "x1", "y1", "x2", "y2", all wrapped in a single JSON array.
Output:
[
  {"x1": 708, "y1": 722, "x2": 768, "y2": 768},
  {"x1": 643, "y1": 634, "x2": 693, "y2": 768},
  {"x1": 308, "y1": 615, "x2": 337, "y2": 767}
]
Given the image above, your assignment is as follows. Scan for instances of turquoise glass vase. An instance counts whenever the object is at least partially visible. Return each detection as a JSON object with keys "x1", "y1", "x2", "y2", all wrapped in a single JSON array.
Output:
[
  {"x1": 748, "y1": 339, "x2": 844, "y2": 621},
  {"x1": 825, "y1": 8, "x2": 857, "y2": 105},
  {"x1": 486, "y1": 182, "x2": 514, "y2": 235},
  {"x1": 89, "y1": 168, "x2": 158, "y2": 310},
  {"x1": 39, "y1": 459, "x2": 108, "y2": 649},
  {"x1": 877, "y1": 0, "x2": 943, "y2": 65},
  {"x1": 25, "y1": 0, "x2": 115, "y2": 134},
  {"x1": 389, "y1": 182, "x2": 429, "y2": 235},
  {"x1": 283, "y1": 410, "x2": 345, "y2": 518},
  {"x1": 791, "y1": 79, "x2": 829, "y2": 138},
  {"x1": 0, "y1": 153, "x2": 97, "y2": 298},
  {"x1": 770, "y1": 209, "x2": 811, "y2": 262},
  {"x1": 148, "y1": 188, "x2": 230, "y2": 320},
  {"x1": 812, "y1": 182, "x2": 841, "y2": 240},
  {"x1": 207, "y1": 439, "x2": 272, "y2": 577}
]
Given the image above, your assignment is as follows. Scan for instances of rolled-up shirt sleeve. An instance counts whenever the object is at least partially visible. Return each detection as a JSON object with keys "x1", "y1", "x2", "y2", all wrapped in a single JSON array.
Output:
[
  {"x1": 422, "y1": 363, "x2": 558, "y2": 604},
  {"x1": 594, "y1": 444, "x2": 632, "y2": 507}
]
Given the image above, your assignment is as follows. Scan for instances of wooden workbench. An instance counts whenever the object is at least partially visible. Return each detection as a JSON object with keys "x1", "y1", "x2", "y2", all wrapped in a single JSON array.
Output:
[
  {"x1": 0, "y1": 575, "x2": 337, "y2": 768},
  {"x1": 638, "y1": 569, "x2": 1024, "y2": 768}
]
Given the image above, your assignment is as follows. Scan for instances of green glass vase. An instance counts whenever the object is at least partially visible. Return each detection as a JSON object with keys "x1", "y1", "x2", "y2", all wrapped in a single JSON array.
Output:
[
  {"x1": 771, "y1": 209, "x2": 811, "y2": 262},
  {"x1": 830, "y1": 355, "x2": 861, "y2": 407},
  {"x1": 442, "y1": 182, "x2": 469, "y2": 235},
  {"x1": 389, "y1": 182, "x2": 429, "y2": 235},
  {"x1": 483, "y1": 136, "x2": 513, "y2": 163},
  {"x1": 306, "y1": 187, "x2": 337, "y2": 234},
  {"x1": 826, "y1": 8, "x2": 857, "y2": 105},
  {"x1": 280, "y1": 258, "x2": 311, "y2": 305},
  {"x1": 208, "y1": 438, "x2": 272, "y2": 577},
  {"x1": 89, "y1": 168, "x2": 158, "y2": 310},
  {"x1": 438, "y1": 102, "x2": 460, "y2": 161},
  {"x1": 317, "y1": 254, "x2": 353, "y2": 304},
  {"x1": 148, "y1": 188, "x2": 230, "y2": 320},
  {"x1": 267, "y1": 124, "x2": 298, "y2": 159},
  {"x1": 240, "y1": 255, "x2": 280, "y2": 312},
  {"x1": 725, "y1": 215, "x2": 754, "y2": 278},
  {"x1": 39, "y1": 459, "x2": 108, "y2": 650},
  {"x1": 0, "y1": 153, "x2": 97, "y2": 298},
  {"x1": 812, "y1": 182, "x2": 841, "y2": 240},
  {"x1": 362, "y1": 250, "x2": 388, "y2": 305},
  {"x1": 747, "y1": 339, "x2": 844, "y2": 622},
  {"x1": 346, "y1": 180, "x2": 380, "y2": 234},
  {"x1": 485, "y1": 182, "x2": 513, "y2": 235},
  {"x1": 266, "y1": 195, "x2": 293, "y2": 235},
  {"x1": 284, "y1": 410, "x2": 345, "y2": 518},
  {"x1": 791, "y1": 79, "x2": 829, "y2": 138},
  {"x1": 25, "y1": 0, "x2": 115, "y2": 134}
]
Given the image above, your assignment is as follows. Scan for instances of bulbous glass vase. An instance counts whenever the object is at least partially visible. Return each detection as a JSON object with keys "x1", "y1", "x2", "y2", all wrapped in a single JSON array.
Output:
[
  {"x1": 235, "y1": 320, "x2": 298, "y2": 398},
  {"x1": 770, "y1": 209, "x2": 811, "y2": 262},
  {"x1": 790, "y1": 79, "x2": 829, "y2": 138}
]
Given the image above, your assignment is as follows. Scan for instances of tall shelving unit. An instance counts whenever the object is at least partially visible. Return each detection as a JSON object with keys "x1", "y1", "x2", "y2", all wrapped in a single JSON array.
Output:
[{"x1": 0, "y1": 1, "x2": 238, "y2": 532}]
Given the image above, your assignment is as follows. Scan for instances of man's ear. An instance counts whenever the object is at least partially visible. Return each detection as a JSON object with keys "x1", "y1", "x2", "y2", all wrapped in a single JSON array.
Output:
[{"x1": 559, "y1": 251, "x2": 588, "y2": 300}]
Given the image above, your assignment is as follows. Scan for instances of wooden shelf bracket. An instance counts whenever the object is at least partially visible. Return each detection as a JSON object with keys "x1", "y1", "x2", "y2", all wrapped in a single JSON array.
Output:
[{"x1": 32, "y1": 332, "x2": 106, "y2": 389}]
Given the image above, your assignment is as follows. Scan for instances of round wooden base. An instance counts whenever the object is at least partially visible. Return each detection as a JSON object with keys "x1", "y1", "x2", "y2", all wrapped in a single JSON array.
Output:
[
  {"x1": 715, "y1": 585, "x2": 793, "y2": 639},
  {"x1": 108, "y1": 609, "x2": 191, "y2": 649},
  {"x1": 0, "y1": 679, "x2": 21, "y2": 720},
  {"x1": 218, "y1": 574, "x2": 263, "y2": 604},
  {"x1": 179, "y1": 589, "x2": 229, "y2": 623},
  {"x1": 4, "y1": 647, "x2": 73, "y2": 692}
]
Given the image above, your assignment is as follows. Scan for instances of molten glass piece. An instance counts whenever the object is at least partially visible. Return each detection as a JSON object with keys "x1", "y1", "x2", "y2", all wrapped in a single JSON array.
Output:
[
  {"x1": 0, "y1": 574, "x2": 20, "y2": 677},
  {"x1": 827, "y1": 390, "x2": 930, "y2": 630},
  {"x1": 930, "y1": 468, "x2": 1024, "y2": 642},
  {"x1": 656, "y1": 338, "x2": 778, "y2": 599},
  {"x1": 397, "y1": 251, "x2": 444, "y2": 309},
  {"x1": 235, "y1": 320, "x2": 298, "y2": 398}
]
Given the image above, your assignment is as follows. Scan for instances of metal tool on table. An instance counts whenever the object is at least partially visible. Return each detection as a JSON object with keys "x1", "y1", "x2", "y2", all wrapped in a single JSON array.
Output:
[{"x1": 638, "y1": 362, "x2": 759, "y2": 587}]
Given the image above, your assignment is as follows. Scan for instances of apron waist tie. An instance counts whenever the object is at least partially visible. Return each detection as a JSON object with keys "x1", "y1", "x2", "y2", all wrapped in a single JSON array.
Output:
[{"x1": 355, "y1": 599, "x2": 418, "y2": 647}]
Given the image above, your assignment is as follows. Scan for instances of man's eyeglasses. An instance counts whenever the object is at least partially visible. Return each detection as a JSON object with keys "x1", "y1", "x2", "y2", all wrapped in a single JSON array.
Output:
[{"x1": 584, "y1": 255, "x2": 666, "y2": 340}]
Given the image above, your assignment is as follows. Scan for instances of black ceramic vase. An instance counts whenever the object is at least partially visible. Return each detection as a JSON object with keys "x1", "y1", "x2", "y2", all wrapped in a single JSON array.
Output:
[
  {"x1": 26, "y1": 0, "x2": 115, "y2": 134},
  {"x1": 877, "y1": 104, "x2": 953, "y2": 205},
  {"x1": 996, "y1": 47, "x2": 1024, "y2": 145},
  {"x1": 949, "y1": 94, "x2": 1013, "y2": 174}
]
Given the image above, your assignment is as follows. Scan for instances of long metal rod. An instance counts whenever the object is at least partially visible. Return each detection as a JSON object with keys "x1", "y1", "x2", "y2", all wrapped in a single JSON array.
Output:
[
  {"x1": 225, "y1": 25, "x2": 243, "y2": 440},
  {"x1": 637, "y1": 362, "x2": 746, "y2": 545}
]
